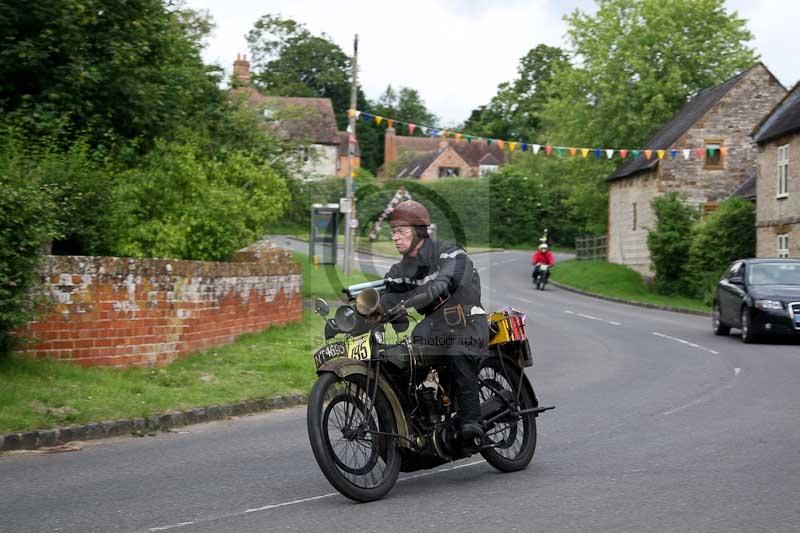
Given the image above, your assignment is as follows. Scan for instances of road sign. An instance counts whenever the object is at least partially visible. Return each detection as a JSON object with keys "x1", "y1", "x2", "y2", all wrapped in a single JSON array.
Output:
[{"x1": 339, "y1": 197, "x2": 352, "y2": 213}]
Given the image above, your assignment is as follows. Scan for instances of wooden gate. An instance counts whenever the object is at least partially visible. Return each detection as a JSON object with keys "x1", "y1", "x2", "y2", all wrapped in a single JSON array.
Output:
[{"x1": 575, "y1": 235, "x2": 607, "y2": 261}]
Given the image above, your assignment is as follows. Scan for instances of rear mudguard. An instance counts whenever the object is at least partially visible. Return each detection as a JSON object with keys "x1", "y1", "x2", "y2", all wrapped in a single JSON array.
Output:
[
  {"x1": 484, "y1": 350, "x2": 540, "y2": 408},
  {"x1": 316, "y1": 358, "x2": 412, "y2": 448}
]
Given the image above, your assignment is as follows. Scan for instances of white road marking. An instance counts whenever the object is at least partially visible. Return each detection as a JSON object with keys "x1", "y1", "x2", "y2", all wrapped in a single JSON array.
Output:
[
  {"x1": 563, "y1": 310, "x2": 622, "y2": 326},
  {"x1": 663, "y1": 368, "x2": 740, "y2": 415},
  {"x1": 651, "y1": 332, "x2": 719, "y2": 355},
  {"x1": 144, "y1": 460, "x2": 486, "y2": 531}
]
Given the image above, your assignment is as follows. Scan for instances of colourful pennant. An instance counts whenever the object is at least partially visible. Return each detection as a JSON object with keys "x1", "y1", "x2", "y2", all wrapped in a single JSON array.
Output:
[
  {"x1": 496, "y1": 140, "x2": 505, "y2": 150},
  {"x1": 620, "y1": 149, "x2": 628, "y2": 159},
  {"x1": 374, "y1": 115, "x2": 383, "y2": 125},
  {"x1": 545, "y1": 145, "x2": 552, "y2": 156},
  {"x1": 533, "y1": 144, "x2": 541, "y2": 155},
  {"x1": 606, "y1": 149, "x2": 614, "y2": 159},
  {"x1": 644, "y1": 150, "x2": 653, "y2": 159},
  {"x1": 569, "y1": 147, "x2": 577, "y2": 157},
  {"x1": 408, "y1": 123, "x2": 416, "y2": 135},
  {"x1": 581, "y1": 148, "x2": 589, "y2": 158},
  {"x1": 509, "y1": 141, "x2": 517, "y2": 152},
  {"x1": 657, "y1": 150, "x2": 665, "y2": 160}
]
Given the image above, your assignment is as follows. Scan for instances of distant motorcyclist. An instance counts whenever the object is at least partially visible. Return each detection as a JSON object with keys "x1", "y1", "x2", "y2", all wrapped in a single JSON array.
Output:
[
  {"x1": 531, "y1": 243, "x2": 555, "y2": 282},
  {"x1": 382, "y1": 200, "x2": 488, "y2": 444}
]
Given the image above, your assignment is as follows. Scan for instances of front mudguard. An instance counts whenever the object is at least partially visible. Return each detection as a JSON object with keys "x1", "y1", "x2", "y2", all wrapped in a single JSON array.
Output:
[{"x1": 316, "y1": 358, "x2": 412, "y2": 448}]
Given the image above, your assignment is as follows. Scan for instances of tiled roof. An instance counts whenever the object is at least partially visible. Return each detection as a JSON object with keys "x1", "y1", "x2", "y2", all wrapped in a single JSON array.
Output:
[
  {"x1": 732, "y1": 175, "x2": 756, "y2": 200},
  {"x1": 395, "y1": 136, "x2": 443, "y2": 153},
  {"x1": 393, "y1": 136, "x2": 506, "y2": 166},
  {"x1": 337, "y1": 131, "x2": 360, "y2": 157},
  {"x1": 608, "y1": 65, "x2": 759, "y2": 181},
  {"x1": 479, "y1": 153, "x2": 500, "y2": 166},
  {"x1": 753, "y1": 81, "x2": 800, "y2": 144},
  {"x1": 230, "y1": 88, "x2": 340, "y2": 145},
  {"x1": 395, "y1": 150, "x2": 440, "y2": 178}
]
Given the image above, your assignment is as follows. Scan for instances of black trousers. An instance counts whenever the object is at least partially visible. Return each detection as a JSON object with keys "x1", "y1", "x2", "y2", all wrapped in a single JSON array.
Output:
[{"x1": 411, "y1": 311, "x2": 489, "y2": 425}]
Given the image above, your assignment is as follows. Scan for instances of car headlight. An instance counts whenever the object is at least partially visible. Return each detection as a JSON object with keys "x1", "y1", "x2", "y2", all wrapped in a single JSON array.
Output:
[{"x1": 754, "y1": 300, "x2": 783, "y2": 311}]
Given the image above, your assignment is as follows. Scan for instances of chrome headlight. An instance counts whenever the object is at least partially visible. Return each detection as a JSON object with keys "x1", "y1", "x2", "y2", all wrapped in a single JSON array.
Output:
[
  {"x1": 334, "y1": 305, "x2": 359, "y2": 332},
  {"x1": 754, "y1": 300, "x2": 783, "y2": 311}
]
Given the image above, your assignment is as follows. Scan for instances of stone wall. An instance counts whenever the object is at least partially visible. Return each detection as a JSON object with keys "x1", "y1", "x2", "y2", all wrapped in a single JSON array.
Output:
[
  {"x1": 756, "y1": 133, "x2": 800, "y2": 257},
  {"x1": 302, "y1": 144, "x2": 338, "y2": 178},
  {"x1": 16, "y1": 241, "x2": 302, "y2": 367},
  {"x1": 660, "y1": 64, "x2": 787, "y2": 206},
  {"x1": 608, "y1": 171, "x2": 661, "y2": 275},
  {"x1": 608, "y1": 64, "x2": 787, "y2": 275}
]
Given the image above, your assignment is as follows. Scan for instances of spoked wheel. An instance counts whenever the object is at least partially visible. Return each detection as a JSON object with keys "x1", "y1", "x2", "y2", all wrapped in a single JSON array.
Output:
[
  {"x1": 307, "y1": 372, "x2": 401, "y2": 502},
  {"x1": 478, "y1": 357, "x2": 537, "y2": 472}
]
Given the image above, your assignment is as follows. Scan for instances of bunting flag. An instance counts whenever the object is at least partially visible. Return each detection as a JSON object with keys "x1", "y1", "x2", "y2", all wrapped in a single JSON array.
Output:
[{"x1": 347, "y1": 109, "x2": 738, "y2": 164}]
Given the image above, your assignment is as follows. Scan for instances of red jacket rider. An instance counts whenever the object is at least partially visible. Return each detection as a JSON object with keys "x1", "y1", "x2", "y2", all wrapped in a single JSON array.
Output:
[{"x1": 531, "y1": 244, "x2": 555, "y2": 266}]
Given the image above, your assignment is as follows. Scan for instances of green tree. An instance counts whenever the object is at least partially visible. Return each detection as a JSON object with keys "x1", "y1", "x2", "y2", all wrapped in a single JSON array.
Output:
[
  {"x1": 464, "y1": 44, "x2": 568, "y2": 141},
  {"x1": 108, "y1": 135, "x2": 290, "y2": 261},
  {"x1": 540, "y1": 0, "x2": 758, "y2": 149},
  {"x1": 246, "y1": 14, "x2": 385, "y2": 171},
  {"x1": 648, "y1": 193, "x2": 698, "y2": 294},
  {"x1": 0, "y1": 0, "x2": 222, "y2": 148},
  {"x1": 687, "y1": 197, "x2": 755, "y2": 301}
]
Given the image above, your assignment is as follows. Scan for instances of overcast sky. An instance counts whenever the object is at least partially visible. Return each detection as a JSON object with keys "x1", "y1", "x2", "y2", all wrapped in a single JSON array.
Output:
[{"x1": 186, "y1": 0, "x2": 800, "y2": 126}]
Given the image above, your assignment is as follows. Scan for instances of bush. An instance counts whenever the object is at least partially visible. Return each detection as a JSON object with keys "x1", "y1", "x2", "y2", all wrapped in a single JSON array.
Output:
[
  {"x1": 108, "y1": 139, "x2": 290, "y2": 261},
  {"x1": 687, "y1": 197, "x2": 755, "y2": 302},
  {"x1": 647, "y1": 192, "x2": 698, "y2": 294},
  {"x1": 0, "y1": 145, "x2": 59, "y2": 353}
]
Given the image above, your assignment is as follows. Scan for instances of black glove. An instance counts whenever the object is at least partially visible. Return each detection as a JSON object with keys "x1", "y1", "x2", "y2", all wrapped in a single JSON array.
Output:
[{"x1": 387, "y1": 302, "x2": 408, "y2": 317}]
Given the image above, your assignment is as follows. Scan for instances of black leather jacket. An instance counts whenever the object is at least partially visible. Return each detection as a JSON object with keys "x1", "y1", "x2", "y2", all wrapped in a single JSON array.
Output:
[{"x1": 383, "y1": 238, "x2": 483, "y2": 316}]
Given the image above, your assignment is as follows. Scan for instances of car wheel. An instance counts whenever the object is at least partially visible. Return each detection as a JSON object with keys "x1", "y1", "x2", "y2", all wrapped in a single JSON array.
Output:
[
  {"x1": 712, "y1": 302, "x2": 730, "y2": 336},
  {"x1": 740, "y1": 307, "x2": 758, "y2": 344}
]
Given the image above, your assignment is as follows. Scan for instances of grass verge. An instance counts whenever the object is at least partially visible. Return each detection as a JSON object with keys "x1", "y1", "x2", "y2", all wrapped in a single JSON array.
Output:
[
  {"x1": 551, "y1": 259, "x2": 710, "y2": 313},
  {"x1": 0, "y1": 313, "x2": 322, "y2": 434}
]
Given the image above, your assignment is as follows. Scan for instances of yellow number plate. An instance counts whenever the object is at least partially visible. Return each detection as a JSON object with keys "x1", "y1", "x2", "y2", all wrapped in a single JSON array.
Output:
[{"x1": 346, "y1": 333, "x2": 372, "y2": 361}]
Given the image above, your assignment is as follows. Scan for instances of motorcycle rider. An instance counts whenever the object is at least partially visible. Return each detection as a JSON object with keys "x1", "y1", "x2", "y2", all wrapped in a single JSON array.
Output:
[
  {"x1": 531, "y1": 243, "x2": 555, "y2": 282},
  {"x1": 382, "y1": 200, "x2": 488, "y2": 444}
]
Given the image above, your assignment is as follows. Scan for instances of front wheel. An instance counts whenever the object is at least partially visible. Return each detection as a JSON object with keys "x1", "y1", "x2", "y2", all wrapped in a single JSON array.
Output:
[
  {"x1": 740, "y1": 307, "x2": 758, "y2": 344},
  {"x1": 478, "y1": 357, "x2": 537, "y2": 472},
  {"x1": 307, "y1": 372, "x2": 401, "y2": 502}
]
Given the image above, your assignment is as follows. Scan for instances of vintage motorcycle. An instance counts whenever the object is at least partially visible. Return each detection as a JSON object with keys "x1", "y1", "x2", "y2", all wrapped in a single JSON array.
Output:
[{"x1": 307, "y1": 280, "x2": 554, "y2": 502}]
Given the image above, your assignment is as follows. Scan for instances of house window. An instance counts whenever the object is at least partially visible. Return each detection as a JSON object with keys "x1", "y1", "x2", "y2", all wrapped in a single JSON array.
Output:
[
  {"x1": 778, "y1": 234, "x2": 789, "y2": 258},
  {"x1": 438, "y1": 167, "x2": 460, "y2": 177},
  {"x1": 777, "y1": 144, "x2": 789, "y2": 198},
  {"x1": 704, "y1": 140, "x2": 724, "y2": 170},
  {"x1": 632, "y1": 202, "x2": 637, "y2": 231}
]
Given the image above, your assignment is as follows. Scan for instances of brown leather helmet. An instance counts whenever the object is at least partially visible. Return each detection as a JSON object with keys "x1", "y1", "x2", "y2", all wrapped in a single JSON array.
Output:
[{"x1": 389, "y1": 200, "x2": 431, "y2": 227}]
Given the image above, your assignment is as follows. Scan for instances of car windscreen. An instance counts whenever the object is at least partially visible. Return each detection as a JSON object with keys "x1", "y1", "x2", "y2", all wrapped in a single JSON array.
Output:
[{"x1": 747, "y1": 263, "x2": 800, "y2": 285}]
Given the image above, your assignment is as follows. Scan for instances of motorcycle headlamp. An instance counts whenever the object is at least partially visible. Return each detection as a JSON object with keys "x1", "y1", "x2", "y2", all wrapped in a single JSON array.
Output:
[
  {"x1": 334, "y1": 304, "x2": 359, "y2": 332},
  {"x1": 754, "y1": 299, "x2": 783, "y2": 311}
]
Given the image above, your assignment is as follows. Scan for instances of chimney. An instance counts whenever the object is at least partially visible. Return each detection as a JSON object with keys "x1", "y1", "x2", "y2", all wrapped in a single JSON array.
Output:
[
  {"x1": 384, "y1": 127, "x2": 397, "y2": 165},
  {"x1": 233, "y1": 53, "x2": 250, "y2": 86}
]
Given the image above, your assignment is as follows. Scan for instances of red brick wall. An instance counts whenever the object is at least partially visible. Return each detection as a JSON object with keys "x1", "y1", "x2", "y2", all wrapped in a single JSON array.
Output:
[{"x1": 16, "y1": 241, "x2": 302, "y2": 367}]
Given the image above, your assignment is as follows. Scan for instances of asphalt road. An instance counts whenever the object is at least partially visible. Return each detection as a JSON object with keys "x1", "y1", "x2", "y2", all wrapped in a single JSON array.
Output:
[{"x1": 2, "y1": 246, "x2": 799, "y2": 533}]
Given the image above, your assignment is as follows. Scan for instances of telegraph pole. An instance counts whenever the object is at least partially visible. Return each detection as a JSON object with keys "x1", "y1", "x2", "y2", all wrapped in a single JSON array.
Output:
[{"x1": 343, "y1": 34, "x2": 358, "y2": 275}]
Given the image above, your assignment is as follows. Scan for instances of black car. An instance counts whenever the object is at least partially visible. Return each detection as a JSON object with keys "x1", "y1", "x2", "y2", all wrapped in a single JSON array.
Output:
[{"x1": 713, "y1": 258, "x2": 800, "y2": 343}]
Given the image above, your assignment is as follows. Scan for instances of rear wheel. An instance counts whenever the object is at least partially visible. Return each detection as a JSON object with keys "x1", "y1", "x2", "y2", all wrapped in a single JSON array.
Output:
[
  {"x1": 478, "y1": 357, "x2": 537, "y2": 472},
  {"x1": 712, "y1": 302, "x2": 730, "y2": 336},
  {"x1": 307, "y1": 372, "x2": 401, "y2": 502}
]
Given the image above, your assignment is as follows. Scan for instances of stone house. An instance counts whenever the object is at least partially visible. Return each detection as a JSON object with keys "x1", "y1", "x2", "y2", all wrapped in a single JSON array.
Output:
[
  {"x1": 382, "y1": 127, "x2": 506, "y2": 180},
  {"x1": 606, "y1": 63, "x2": 787, "y2": 275},
  {"x1": 229, "y1": 55, "x2": 352, "y2": 179},
  {"x1": 752, "y1": 81, "x2": 800, "y2": 258}
]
